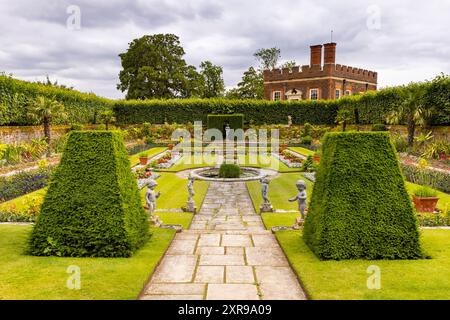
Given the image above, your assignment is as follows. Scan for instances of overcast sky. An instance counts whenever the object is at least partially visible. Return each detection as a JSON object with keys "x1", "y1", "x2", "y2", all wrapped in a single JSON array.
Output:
[{"x1": 0, "y1": 0, "x2": 449, "y2": 99}]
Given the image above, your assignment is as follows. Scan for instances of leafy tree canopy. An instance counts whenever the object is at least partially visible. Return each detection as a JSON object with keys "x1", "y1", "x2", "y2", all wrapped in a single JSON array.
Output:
[{"x1": 118, "y1": 34, "x2": 197, "y2": 99}]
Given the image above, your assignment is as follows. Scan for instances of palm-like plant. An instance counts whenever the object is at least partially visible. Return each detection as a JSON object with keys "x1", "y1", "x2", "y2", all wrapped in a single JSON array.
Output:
[
  {"x1": 386, "y1": 83, "x2": 433, "y2": 147},
  {"x1": 27, "y1": 96, "x2": 66, "y2": 155},
  {"x1": 335, "y1": 108, "x2": 352, "y2": 132},
  {"x1": 99, "y1": 110, "x2": 116, "y2": 130}
]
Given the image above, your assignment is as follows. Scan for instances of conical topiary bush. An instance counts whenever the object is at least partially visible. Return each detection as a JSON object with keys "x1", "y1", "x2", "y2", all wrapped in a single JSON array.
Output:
[
  {"x1": 29, "y1": 131, "x2": 149, "y2": 257},
  {"x1": 303, "y1": 132, "x2": 423, "y2": 260}
]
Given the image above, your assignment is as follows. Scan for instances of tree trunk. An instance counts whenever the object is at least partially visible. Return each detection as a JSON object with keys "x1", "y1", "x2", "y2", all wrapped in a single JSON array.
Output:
[
  {"x1": 342, "y1": 120, "x2": 347, "y2": 132},
  {"x1": 407, "y1": 118, "x2": 415, "y2": 148},
  {"x1": 43, "y1": 117, "x2": 51, "y2": 156},
  {"x1": 105, "y1": 121, "x2": 109, "y2": 130}
]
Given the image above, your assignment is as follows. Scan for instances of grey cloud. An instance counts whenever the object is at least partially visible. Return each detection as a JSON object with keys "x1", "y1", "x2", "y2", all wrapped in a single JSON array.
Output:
[{"x1": 0, "y1": 0, "x2": 448, "y2": 98}]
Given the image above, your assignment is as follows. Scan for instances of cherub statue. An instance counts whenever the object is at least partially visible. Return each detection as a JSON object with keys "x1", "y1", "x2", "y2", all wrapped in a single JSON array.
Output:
[
  {"x1": 187, "y1": 173, "x2": 195, "y2": 202},
  {"x1": 145, "y1": 179, "x2": 160, "y2": 215},
  {"x1": 261, "y1": 175, "x2": 270, "y2": 204},
  {"x1": 289, "y1": 179, "x2": 307, "y2": 219}
]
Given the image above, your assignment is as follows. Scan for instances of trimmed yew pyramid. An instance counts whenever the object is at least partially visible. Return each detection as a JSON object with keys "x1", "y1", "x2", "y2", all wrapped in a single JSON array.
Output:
[
  {"x1": 29, "y1": 131, "x2": 149, "y2": 257},
  {"x1": 303, "y1": 132, "x2": 423, "y2": 260}
]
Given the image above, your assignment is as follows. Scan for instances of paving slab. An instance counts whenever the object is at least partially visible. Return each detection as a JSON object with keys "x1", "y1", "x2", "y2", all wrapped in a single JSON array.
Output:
[{"x1": 139, "y1": 181, "x2": 306, "y2": 301}]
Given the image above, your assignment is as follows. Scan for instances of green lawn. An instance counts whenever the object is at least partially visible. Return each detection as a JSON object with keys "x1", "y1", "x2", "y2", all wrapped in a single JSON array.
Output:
[
  {"x1": 140, "y1": 172, "x2": 209, "y2": 210},
  {"x1": 288, "y1": 147, "x2": 315, "y2": 157},
  {"x1": 276, "y1": 229, "x2": 450, "y2": 299},
  {"x1": 128, "y1": 147, "x2": 167, "y2": 166},
  {"x1": 164, "y1": 153, "x2": 300, "y2": 173},
  {"x1": 261, "y1": 212, "x2": 302, "y2": 229},
  {"x1": 247, "y1": 172, "x2": 314, "y2": 212},
  {"x1": 156, "y1": 212, "x2": 194, "y2": 229},
  {"x1": 0, "y1": 225, "x2": 175, "y2": 300}
]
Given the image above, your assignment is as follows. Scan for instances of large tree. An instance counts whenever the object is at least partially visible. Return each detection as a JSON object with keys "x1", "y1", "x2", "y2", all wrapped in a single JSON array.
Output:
[
  {"x1": 226, "y1": 67, "x2": 264, "y2": 99},
  {"x1": 199, "y1": 61, "x2": 225, "y2": 98},
  {"x1": 253, "y1": 47, "x2": 281, "y2": 70},
  {"x1": 117, "y1": 34, "x2": 196, "y2": 99}
]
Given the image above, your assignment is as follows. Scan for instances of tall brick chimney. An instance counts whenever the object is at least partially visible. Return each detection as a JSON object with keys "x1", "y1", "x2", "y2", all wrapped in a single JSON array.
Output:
[
  {"x1": 310, "y1": 44, "x2": 322, "y2": 66},
  {"x1": 323, "y1": 42, "x2": 337, "y2": 64}
]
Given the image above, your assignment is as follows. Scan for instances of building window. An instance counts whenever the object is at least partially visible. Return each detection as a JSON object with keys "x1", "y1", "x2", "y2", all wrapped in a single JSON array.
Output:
[
  {"x1": 345, "y1": 90, "x2": 351, "y2": 96},
  {"x1": 310, "y1": 89, "x2": 319, "y2": 100},
  {"x1": 273, "y1": 91, "x2": 281, "y2": 101},
  {"x1": 335, "y1": 89, "x2": 341, "y2": 99}
]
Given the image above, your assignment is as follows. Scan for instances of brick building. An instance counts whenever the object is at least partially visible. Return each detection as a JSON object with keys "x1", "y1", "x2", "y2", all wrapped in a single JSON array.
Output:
[{"x1": 263, "y1": 43, "x2": 377, "y2": 101}]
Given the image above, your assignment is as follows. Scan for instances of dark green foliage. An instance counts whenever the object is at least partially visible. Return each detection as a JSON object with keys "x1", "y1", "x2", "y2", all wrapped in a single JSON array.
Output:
[
  {"x1": 0, "y1": 74, "x2": 111, "y2": 125},
  {"x1": 28, "y1": 131, "x2": 149, "y2": 257},
  {"x1": 207, "y1": 114, "x2": 244, "y2": 132},
  {"x1": 113, "y1": 99, "x2": 339, "y2": 125},
  {"x1": 303, "y1": 132, "x2": 423, "y2": 260},
  {"x1": 218, "y1": 163, "x2": 241, "y2": 178},
  {"x1": 371, "y1": 123, "x2": 388, "y2": 131}
]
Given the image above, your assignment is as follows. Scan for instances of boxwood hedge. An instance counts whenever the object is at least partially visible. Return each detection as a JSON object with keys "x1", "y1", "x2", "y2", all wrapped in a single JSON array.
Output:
[
  {"x1": 113, "y1": 99, "x2": 339, "y2": 125},
  {"x1": 28, "y1": 131, "x2": 149, "y2": 257},
  {"x1": 303, "y1": 132, "x2": 423, "y2": 260},
  {"x1": 0, "y1": 74, "x2": 111, "y2": 125}
]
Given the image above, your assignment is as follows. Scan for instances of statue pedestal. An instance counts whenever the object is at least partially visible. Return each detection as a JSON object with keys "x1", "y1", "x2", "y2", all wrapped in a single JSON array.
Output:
[
  {"x1": 150, "y1": 215, "x2": 162, "y2": 227},
  {"x1": 260, "y1": 202, "x2": 273, "y2": 213},
  {"x1": 293, "y1": 217, "x2": 305, "y2": 229},
  {"x1": 185, "y1": 200, "x2": 197, "y2": 213}
]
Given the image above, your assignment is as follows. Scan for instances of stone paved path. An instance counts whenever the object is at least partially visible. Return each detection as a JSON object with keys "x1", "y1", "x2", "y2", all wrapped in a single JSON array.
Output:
[{"x1": 140, "y1": 182, "x2": 306, "y2": 300}]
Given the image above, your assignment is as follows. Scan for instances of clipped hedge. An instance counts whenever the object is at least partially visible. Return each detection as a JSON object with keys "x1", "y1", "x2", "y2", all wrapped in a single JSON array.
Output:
[
  {"x1": 0, "y1": 74, "x2": 112, "y2": 125},
  {"x1": 303, "y1": 132, "x2": 423, "y2": 260},
  {"x1": 207, "y1": 114, "x2": 244, "y2": 131},
  {"x1": 29, "y1": 131, "x2": 149, "y2": 257},
  {"x1": 218, "y1": 163, "x2": 241, "y2": 178},
  {"x1": 113, "y1": 99, "x2": 339, "y2": 125}
]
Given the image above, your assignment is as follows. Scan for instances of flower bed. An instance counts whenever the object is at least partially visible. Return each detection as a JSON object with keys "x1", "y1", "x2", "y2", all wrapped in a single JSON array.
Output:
[
  {"x1": 272, "y1": 150, "x2": 303, "y2": 168},
  {"x1": 0, "y1": 166, "x2": 53, "y2": 203}
]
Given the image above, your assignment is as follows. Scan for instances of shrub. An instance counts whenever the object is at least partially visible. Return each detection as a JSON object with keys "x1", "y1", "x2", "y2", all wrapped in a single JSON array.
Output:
[
  {"x1": 300, "y1": 135, "x2": 312, "y2": 145},
  {"x1": 218, "y1": 163, "x2": 241, "y2": 178},
  {"x1": 0, "y1": 167, "x2": 53, "y2": 203},
  {"x1": 28, "y1": 131, "x2": 149, "y2": 257},
  {"x1": 371, "y1": 123, "x2": 387, "y2": 131},
  {"x1": 70, "y1": 123, "x2": 83, "y2": 131},
  {"x1": 303, "y1": 132, "x2": 423, "y2": 260},
  {"x1": 207, "y1": 114, "x2": 244, "y2": 131}
]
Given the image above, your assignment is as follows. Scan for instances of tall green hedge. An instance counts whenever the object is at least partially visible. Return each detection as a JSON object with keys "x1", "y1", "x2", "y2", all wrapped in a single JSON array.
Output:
[
  {"x1": 303, "y1": 132, "x2": 423, "y2": 260},
  {"x1": 0, "y1": 74, "x2": 112, "y2": 125},
  {"x1": 113, "y1": 99, "x2": 339, "y2": 125},
  {"x1": 28, "y1": 131, "x2": 149, "y2": 257},
  {"x1": 207, "y1": 114, "x2": 244, "y2": 131}
]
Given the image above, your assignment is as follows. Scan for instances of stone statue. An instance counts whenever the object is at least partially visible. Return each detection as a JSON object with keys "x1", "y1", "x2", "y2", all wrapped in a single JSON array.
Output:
[
  {"x1": 187, "y1": 173, "x2": 195, "y2": 202},
  {"x1": 145, "y1": 179, "x2": 160, "y2": 215},
  {"x1": 185, "y1": 173, "x2": 197, "y2": 213},
  {"x1": 259, "y1": 175, "x2": 273, "y2": 212},
  {"x1": 289, "y1": 179, "x2": 307, "y2": 220},
  {"x1": 288, "y1": 115, "x2": 292, "y2": 126},
  {"x1": 225, "y1": 123, "x2": 231, "y2": 141}
]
